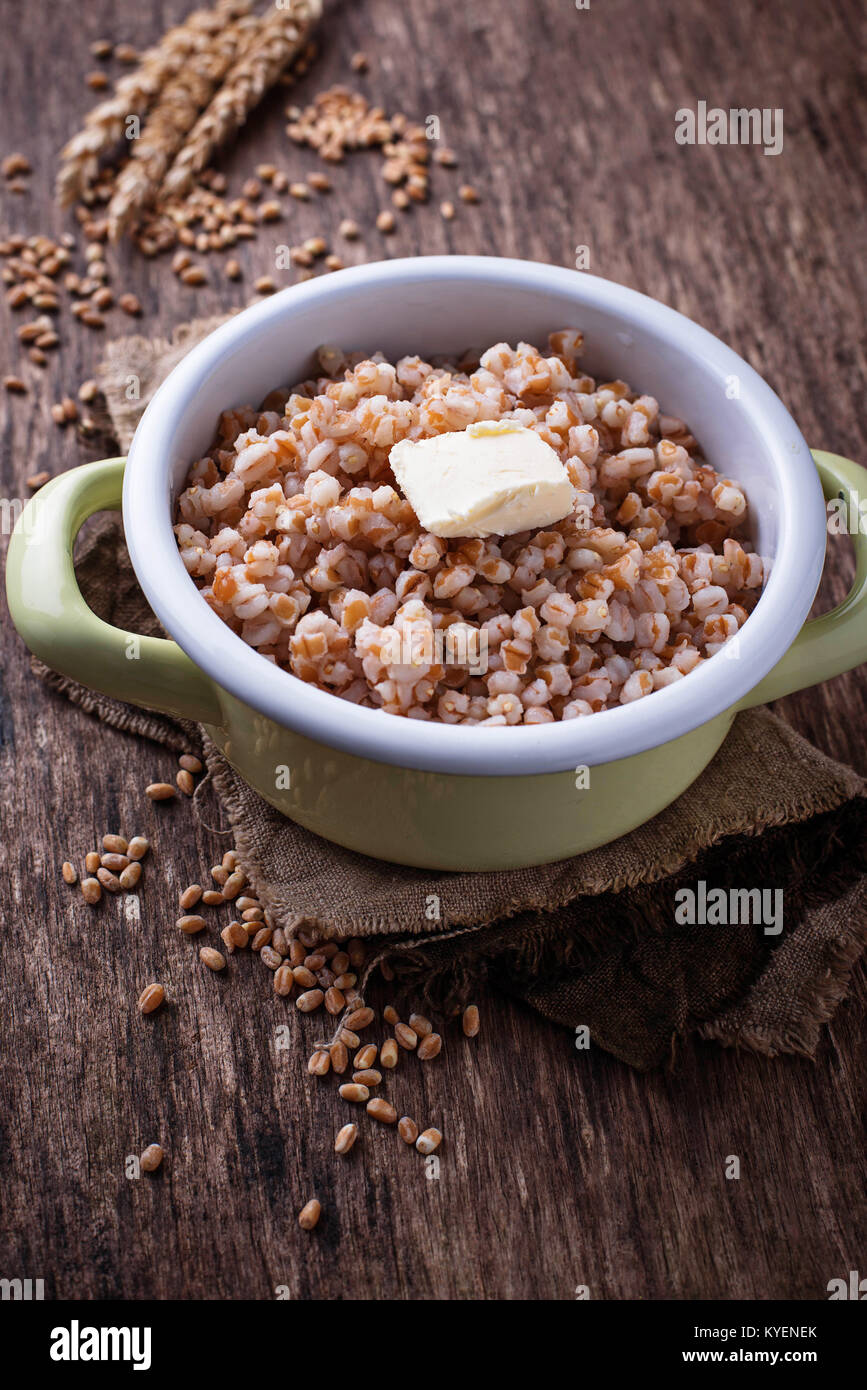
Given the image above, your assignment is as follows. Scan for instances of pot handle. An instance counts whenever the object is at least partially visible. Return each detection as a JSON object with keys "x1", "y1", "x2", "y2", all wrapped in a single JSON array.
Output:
[
  {"x1": 5, "y1": 456, "x2": 222, "y2": 725},
  {"x1": 738, "y1": 449, "x2": 867, "y2": 709}
]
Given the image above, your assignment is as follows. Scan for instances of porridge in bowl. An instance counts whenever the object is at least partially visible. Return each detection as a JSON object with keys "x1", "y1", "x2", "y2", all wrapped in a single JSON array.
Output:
[{"x1": 173, "y1": 332, "x2": 764, "y2": 724}]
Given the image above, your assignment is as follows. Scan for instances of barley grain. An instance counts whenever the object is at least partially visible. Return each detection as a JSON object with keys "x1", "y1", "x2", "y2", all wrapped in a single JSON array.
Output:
[
  {"x1": 338, "y1": 1083, "x2": 369, "y2": 1102},
  {"x1": 334, "y1": 1122, "x2": 357, "y2": 1154},
  {"x1": 120, "y1": 862, "x2": 143, "y2": 890},
  {"x1": 324, "y1": 986, "x2": 345, "y2": 1014},
  {"x1": 344, "y1": 1006, "x2": 374, "y2": 1030},
  {"x1": 138, "y1": 983, "x2": 165, "y2": 1014},
  {"x1": 394, "y1": 1022, "x2": 418, "y2": 1050},
  {"x1": 97, "y1": 867, "x2": 121, "y2": 893},
  {"x1": 101, "y1": 853, "x2": 129, "y2": 873},
  {"x1": 379, "y1": 1038, "x2": 399, "y2": 1069},
  {"x1": 175, "y1": 769, "x2": 195, "y2": 797},
  {"x1": 146, "y1": 782, "x2": 176, "y2": 800},
  {"x1": 274, "y1": 963, "x2": 294, "y2": 995},
  {"x1": 180, "y1": 265, "x2": 208, "y2": 286},
  {"x1": 416, "y1": 1127, "x2": 442, "y2": 1155},
  {"x1": 3, "y1": 153, "x2": 31, "y2": 178},
  {"x1": 222, "y1": 869, "x2": 246, "y2": 899},
  {"x1": 177, "y1": 914, "x2": 206, "y2": 934},
  {"x1": 462, "y1": 1004, "x2": 480, "y2": 1037},
  {"x1": 298, "y1": 1197, "x2": 321, "y2": 1230},
  {"x1": 296, "y1": 989, "x2": 324, "y2": 1012},
  {"x1": 353, "y1": 1068, "x2": 382, "y2": 1086},
  {"x1": 367, "y1": 1098, "x2": 397, "y2": 1123},
  {"x1": 180, "y1": 884, "x2": 203, "y2": 910},
  {"x1": 418, "y1": 1032, "x2": 442, "y2": 1060}
]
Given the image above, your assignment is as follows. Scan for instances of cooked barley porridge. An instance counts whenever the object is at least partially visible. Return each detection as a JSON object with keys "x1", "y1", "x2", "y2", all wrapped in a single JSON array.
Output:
[{"x1": 174, "y1": 332, "x2": 765, "y2": 724}]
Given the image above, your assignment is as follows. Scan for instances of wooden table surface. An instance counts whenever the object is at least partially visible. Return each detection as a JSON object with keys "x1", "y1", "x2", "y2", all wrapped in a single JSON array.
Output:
[{"x1": 1, "y1": 0, "x2": 865, "y2": 1301}]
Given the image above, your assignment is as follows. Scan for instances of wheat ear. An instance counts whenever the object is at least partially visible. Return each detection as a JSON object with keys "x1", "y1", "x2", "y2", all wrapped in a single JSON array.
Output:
[
  {"x1": 161, "y1": 0, "x2": 323, "y2": 201},
  {"x1": 56, "y1": 0, "x2": 252, "y2": 207}
]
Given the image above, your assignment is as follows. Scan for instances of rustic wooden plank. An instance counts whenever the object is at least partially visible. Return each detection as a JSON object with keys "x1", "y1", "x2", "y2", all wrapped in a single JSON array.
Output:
[{"x1": 0, "y1": 0, "x2": 864, "y2": 1300}]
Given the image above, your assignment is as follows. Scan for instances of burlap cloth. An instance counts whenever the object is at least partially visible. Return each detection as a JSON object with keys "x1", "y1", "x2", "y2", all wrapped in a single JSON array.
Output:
[{"x1": 34, "y1": 318, "x2": 867, "y2": 1068}]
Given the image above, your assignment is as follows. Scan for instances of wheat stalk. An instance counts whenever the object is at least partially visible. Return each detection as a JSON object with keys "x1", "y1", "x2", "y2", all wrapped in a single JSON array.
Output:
[
  {"x1": 161, "y1": 0, "x2": 322, "y2": 201},
  {"x1": 106, "y1": 7, "x2": 260, "y2": 240},
  {"x1": 56, "y1": 0, "x2": 252, "y2": 207}
]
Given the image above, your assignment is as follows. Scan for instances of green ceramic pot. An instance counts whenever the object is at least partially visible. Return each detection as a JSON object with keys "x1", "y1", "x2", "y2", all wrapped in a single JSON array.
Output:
[{"x1": 6, "y1": 259, "x2": 867, "y2": 868}]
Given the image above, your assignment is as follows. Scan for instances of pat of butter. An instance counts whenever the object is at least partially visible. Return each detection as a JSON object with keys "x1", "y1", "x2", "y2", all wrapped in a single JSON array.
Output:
[{"x1": 388, "y1": 421, "x2": 575, "y2": 538}]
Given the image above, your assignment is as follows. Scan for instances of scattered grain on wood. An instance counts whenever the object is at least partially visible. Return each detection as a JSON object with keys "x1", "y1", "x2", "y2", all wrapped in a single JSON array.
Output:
[
  {"x1": 140, "y1": 1144, "x2": 164, "y2": 1172},
  {"x1": 138, "y1": 983, "x2": 165, "y2": 1015}
]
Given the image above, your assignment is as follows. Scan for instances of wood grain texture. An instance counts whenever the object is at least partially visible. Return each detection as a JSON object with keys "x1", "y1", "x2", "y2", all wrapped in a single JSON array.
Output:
[{"x1": 1, "y1": 0, "x2": 865, "y2": 1300}]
